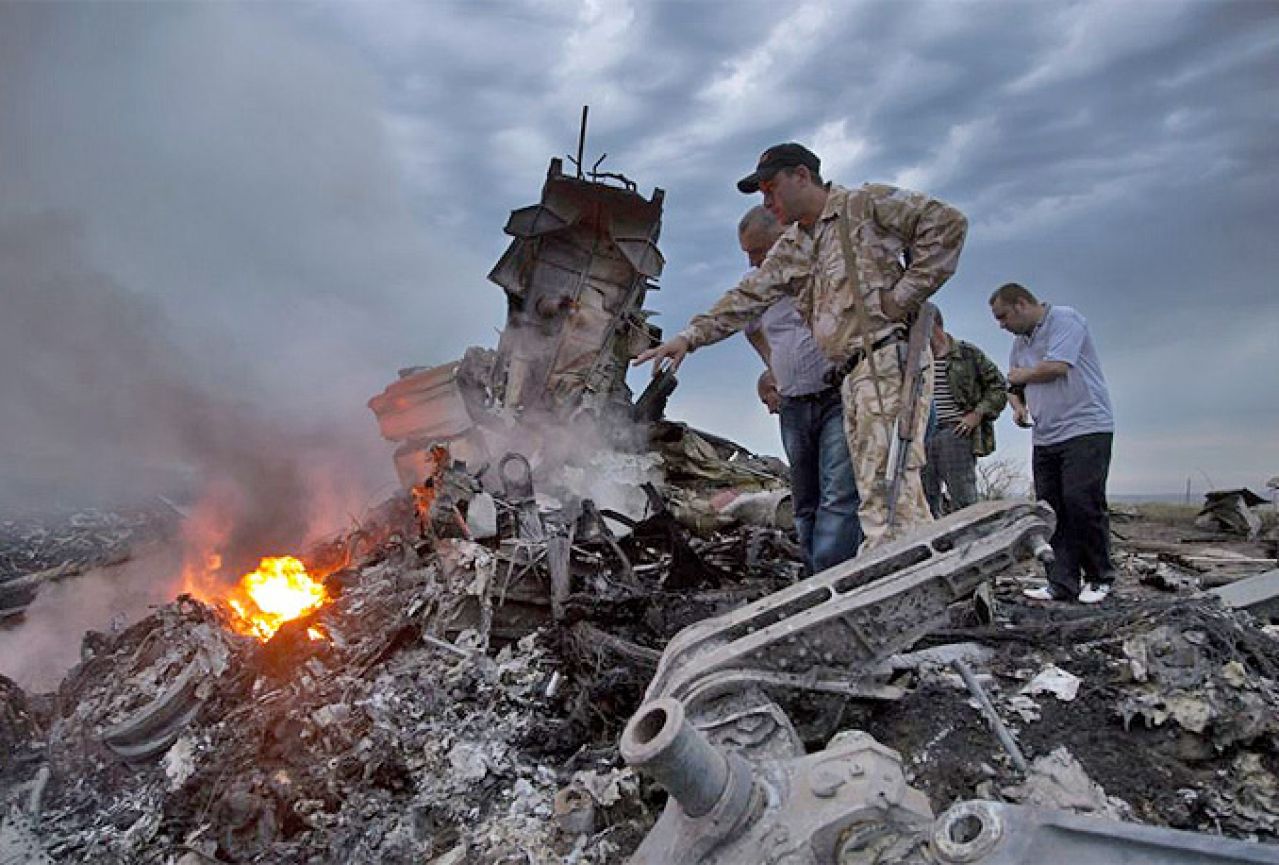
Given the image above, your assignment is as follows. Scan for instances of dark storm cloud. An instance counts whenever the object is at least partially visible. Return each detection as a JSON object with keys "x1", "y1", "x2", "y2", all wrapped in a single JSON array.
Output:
[
  {"x1": 3, "y1": 0, "x2": 1276, "y2": 504},
  {"x1": 0, "y1": 3, "x2": 506, "y2": 515}
]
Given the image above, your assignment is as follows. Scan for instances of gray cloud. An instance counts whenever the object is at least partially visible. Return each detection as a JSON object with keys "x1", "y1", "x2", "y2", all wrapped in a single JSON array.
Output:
[
  {"x1": 0, "y1": 3, "x2": 507, "y2": 523},
  {"x1": 3, "y1": 0, "x2": 1276, "y2": 513}
]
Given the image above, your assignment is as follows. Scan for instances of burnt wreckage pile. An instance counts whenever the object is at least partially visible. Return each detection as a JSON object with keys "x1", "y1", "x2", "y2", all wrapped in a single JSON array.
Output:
[{"x1": 4, "y1": 152, "x2": 1279, "y2": 864}]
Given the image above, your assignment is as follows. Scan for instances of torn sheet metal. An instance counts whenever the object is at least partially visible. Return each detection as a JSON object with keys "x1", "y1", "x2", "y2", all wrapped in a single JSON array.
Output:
[
  {"x1": 488, "y1": 157, "x2": 664, "y2": 415},
  {"x1": 1195, "y1": 489, "x2": 1266, "y2": 539},
  {"x1": 1211, "y1": 568, "x2": 1279, "y2": 620}
]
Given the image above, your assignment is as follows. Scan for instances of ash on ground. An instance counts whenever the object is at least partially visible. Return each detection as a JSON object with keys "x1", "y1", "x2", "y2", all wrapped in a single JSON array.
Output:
[{"x1": 2, "y1": 487, "x2": 1278, "y2": 864}]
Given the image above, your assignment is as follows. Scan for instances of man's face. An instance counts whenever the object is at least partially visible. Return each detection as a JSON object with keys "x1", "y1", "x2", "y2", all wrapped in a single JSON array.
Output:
[
  {"x1": 991, "y1": 299, "x2": 1035, "y2": 335},
  {"x1": 739, "y1": 226, "x2": 780, "y2": 268},
  {"x1": 759, "y1": 168, "x2": 806, "y2": 226}
]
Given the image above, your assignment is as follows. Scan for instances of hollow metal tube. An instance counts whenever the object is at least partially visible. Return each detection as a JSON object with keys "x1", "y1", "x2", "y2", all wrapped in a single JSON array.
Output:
[{"x1": 620, "y1": 697, "x2": 729, "y2": 818}]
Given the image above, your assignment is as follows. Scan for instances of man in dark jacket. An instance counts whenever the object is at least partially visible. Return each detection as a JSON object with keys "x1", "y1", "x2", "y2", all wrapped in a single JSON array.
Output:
[{"x1": 924, "y1": 309, "x2": 1008, "y2": 515}]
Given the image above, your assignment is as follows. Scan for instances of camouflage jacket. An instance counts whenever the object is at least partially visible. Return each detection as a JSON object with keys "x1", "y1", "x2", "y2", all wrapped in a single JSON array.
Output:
[
  {"x1": 681, "y1": 183, "x2": 968, "y2": 363},
  {"x1": 939, "y1": 336, "x2": 1007, "y2": 458}
]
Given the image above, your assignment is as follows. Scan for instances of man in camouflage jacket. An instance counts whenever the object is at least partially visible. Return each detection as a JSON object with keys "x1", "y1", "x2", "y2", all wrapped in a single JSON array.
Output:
[
  {"x1": 923, "y1": 309, "x2": 1008, "y2": 515},
  {"x1": 636, "y1": 144, "x2": 967, "y2": 549}
]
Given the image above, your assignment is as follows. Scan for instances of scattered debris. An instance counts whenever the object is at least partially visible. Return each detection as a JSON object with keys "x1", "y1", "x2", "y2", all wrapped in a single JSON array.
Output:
[
  {"x1": 0, "y1": 502, "x2": 180, "y2": 622},
  {"x1": 1002, "y1": 746, "x2": 1130, "y2": 819},
  {"x1": 1023, "y1": 663, "x2": 1082, "y2": 702},
  {"x1": 1196, "y1": 489, "x2": 1267, "y2": 539},
  {"x1": 3, "y1": 141, "x2": 1278, "y2": 863}
]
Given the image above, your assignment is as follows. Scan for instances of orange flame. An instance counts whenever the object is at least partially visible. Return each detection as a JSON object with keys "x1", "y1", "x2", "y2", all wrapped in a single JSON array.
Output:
[{"x1": 225, "y1": 556, "x2": 328, "y2": 641}]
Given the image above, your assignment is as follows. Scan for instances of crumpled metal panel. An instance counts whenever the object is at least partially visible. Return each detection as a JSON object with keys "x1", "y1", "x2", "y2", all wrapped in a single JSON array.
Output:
[
  {"x1": 369, "y1": 154, "x2": 664, "y2": 483},
  {"x1": 613, "y1": 235, "x2": 664, "y2": 279},
  {"x1": 488, "y1": 157, "x2": 664, "y2": 413},
  {"x1": 101, "y1": 657, "x2": 204, "y2": 762},
  {"x1": 367, "y1": 361, "x2": 475, "y2": 444}
]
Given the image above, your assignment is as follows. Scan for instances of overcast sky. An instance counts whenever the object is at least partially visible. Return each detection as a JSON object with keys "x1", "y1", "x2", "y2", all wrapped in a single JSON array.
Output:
[{"x1": 2, "y1": 0, "x2": 1276, "y2": 506}]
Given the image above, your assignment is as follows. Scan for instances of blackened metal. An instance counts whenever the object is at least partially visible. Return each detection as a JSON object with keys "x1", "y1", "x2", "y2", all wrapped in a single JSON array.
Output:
[{"x1": 632, "y1": 369, "x2": 679, "y2": 423}]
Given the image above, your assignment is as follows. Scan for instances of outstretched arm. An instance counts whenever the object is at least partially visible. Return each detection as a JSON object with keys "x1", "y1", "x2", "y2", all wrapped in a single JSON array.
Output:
[{"x1": 633, "y1": 247, "x2": 798, "y2": 373}]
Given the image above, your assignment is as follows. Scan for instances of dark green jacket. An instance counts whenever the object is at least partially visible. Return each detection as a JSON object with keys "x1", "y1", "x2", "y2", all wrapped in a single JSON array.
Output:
[{"x1": 940, "y1": 337, "x2": 1007, "y2": 458}]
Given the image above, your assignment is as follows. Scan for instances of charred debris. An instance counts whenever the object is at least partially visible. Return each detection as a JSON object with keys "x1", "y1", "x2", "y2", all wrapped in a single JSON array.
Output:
[{"x1": 3, "y1": 133, "x2": 1279, "y2": 864}]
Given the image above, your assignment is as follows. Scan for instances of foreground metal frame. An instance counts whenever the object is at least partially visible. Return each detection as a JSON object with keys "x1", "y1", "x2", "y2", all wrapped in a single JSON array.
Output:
[{"x1": 620, "y1": 501, "x2": 1279, "y2": 864}]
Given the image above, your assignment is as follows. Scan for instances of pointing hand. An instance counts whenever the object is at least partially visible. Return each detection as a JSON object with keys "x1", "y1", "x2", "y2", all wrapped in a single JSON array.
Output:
[{"x1": 634, "y1": 335, "x2": 691, "y2": 375}]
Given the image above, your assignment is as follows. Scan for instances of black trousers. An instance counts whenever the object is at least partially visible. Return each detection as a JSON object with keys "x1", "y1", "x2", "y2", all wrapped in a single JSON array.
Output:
[{"x1": 1032, "y1": 432, "x2": 1114, "y2": 598}]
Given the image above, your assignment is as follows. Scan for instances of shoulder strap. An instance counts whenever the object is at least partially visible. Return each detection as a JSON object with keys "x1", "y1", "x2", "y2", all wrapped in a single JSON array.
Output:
[{"x1": 836, "y1": 198, "x2": 886, "y2": 415}]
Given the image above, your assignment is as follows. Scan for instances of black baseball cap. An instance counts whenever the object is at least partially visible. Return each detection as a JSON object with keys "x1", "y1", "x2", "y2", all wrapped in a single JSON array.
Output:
[{"x1": 736, "y1": 143, "x2": 821, "y2": 193}]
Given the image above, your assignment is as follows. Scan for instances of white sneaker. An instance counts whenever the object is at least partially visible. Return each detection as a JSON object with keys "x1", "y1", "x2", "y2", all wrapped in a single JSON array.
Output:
[
  {"x1": 1023, "y1": 585, "x2": 1063, "y2": 602},
  {"x1": 1079, "y1": 583, "x2": 1112, "y2": 605}
]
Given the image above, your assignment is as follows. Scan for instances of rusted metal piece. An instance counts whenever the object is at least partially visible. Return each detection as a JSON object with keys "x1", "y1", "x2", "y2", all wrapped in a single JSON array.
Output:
[
  {"x1": 488, "y1": 156, "x2": 664, "y2": 415},
  {"x1": 101, "y1": 657, "x2": 204, "y2": 762},
  {"x1": 369, "y1": 140, "x2": 664, "y2": 489},
  {"x1": 632, "y1": 368, "x2": 678, "y2": 423},
  {"x1": 547, "y1": 532, "x2": 572, "y2": 621}
]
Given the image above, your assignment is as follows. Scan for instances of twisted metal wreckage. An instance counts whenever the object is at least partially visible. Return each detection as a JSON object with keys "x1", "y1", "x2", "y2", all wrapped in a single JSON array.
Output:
[
  {"x1": 2, "y1": 128, "x2": 1277, "y2": 863},
  {"x1": 621, "y1": 501, "x2": 1277, "y2": 864},
  {"x1": 364, "y1": 127, "x2": 1278, "y2": 863}
]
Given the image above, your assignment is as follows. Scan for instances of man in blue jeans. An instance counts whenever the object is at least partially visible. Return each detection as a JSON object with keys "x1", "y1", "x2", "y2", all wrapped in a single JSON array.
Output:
[{"x1": 740, "y1": 206, "x2": 862, "y2": 573}]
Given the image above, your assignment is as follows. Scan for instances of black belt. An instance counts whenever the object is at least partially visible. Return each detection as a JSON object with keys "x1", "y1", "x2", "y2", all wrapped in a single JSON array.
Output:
[
  {"x1": 824, "y1": 331, "x2": 906, "y2": 386},
  {"x1": 783, "y1": 386, "x2": 839, "y2": 404}
]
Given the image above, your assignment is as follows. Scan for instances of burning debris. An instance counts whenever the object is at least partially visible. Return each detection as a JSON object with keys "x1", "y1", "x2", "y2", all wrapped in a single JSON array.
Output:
[
  {"x1": 3, "y1": 137, "x2": 1278, "y2": 863},
  {"x1": 4, "y1": 494, "x2": 1278, "y2": 864},
  {"x1": 222, "y1": 556, "x2": 329, "y2": 642}
]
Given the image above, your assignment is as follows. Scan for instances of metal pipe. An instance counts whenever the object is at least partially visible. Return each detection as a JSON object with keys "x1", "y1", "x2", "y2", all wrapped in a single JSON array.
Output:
[
  {"x1": 952, "y1": 659, "x2": 1029, "y2": 775},
  {"x1": 620, "y1": 698, "x2": 729, "y2": 818},
  {"x1": 1027, "y1": 531, "x2": 1055, "y2": 568}
]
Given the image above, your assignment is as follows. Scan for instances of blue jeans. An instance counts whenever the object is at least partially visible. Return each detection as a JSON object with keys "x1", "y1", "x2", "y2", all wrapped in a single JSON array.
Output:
[{"x1": 779, "y1": 389, "x2": 863, "y2": 573}]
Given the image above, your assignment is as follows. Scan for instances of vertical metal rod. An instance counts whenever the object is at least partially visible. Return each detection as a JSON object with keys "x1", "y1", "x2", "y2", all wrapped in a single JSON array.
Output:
[
  {"x1": 953, "y1": 659, "x2": 1030, "y2": 775},
  {"x1": 576, "y1": 105, "x2": 589, "y2": 178},
  {"x1": 547, "y1": 532, "x2": 572, "y2": 621}
]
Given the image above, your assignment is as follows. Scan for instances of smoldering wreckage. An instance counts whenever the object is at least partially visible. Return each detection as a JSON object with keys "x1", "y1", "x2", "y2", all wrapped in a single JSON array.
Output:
[{"x1": 3, "y1": 147, "x2": 1279, "y2": 865}]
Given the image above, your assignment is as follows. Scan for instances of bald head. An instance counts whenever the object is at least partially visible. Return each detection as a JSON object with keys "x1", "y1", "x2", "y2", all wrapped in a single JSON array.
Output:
[{"x1": 738, "y1": 205, "x2": 783, "y2": 268}]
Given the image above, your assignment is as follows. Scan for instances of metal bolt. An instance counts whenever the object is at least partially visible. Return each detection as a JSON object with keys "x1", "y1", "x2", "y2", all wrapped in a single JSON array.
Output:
[{"x1": 810, "y1": 766, "x2": 845, "y2": 798}]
